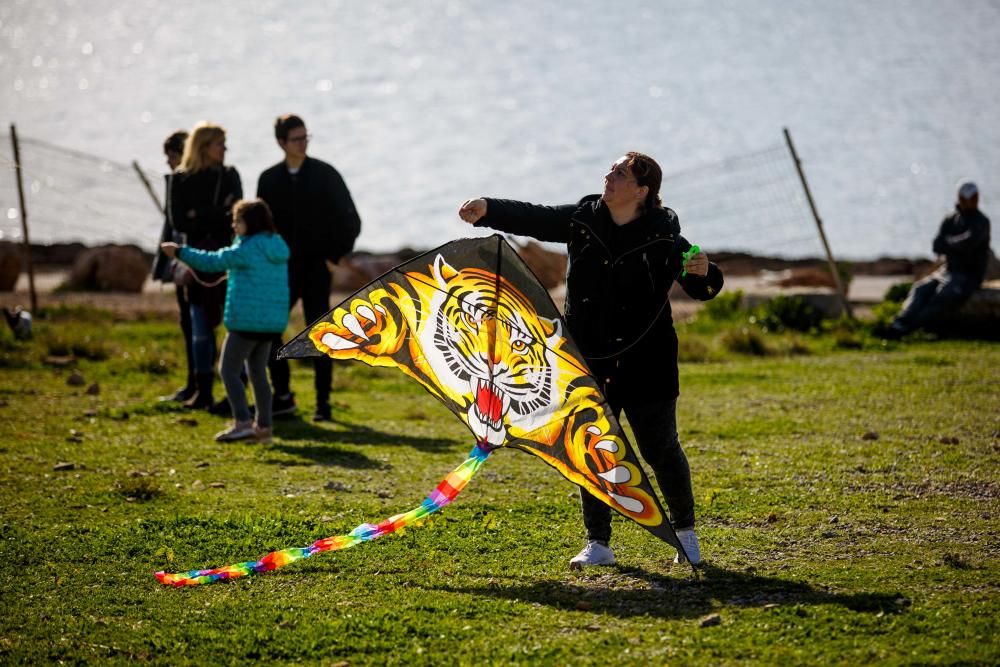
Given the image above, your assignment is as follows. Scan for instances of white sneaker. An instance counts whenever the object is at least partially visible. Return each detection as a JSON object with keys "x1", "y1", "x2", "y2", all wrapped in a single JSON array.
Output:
[
  {"x1": 215, "y1": 420, "x2": 256, "y2": 442},
  {"x1": 673, "y1": 529, "x2": 701, "y2": 565},
  {"x1": 569, "y1": 540, "x2": 616, "y2": 570}
]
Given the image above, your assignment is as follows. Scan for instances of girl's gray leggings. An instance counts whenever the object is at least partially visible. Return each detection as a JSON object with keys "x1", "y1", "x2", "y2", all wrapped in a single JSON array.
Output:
[{"x1": 219, "y1": 331, "x2": 274, "y2": 427}]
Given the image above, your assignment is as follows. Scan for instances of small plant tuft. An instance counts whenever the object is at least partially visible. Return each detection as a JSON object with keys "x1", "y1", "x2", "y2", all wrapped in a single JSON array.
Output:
[
  {"x1": 116, "y1": 476, "x2": 163, "y2": 501},
  {"x1": 720, "y1": 326, "x2": 771, "y2": 356},
  {"x1": 700, "y1": 289, "x2": 745, "y2": 322},
  {"x1": 678, "y1": 336, "x2": 711, "y2": 362},
  {"x1": 754, "y1": 295, "x2": 823, "y2": 333}
]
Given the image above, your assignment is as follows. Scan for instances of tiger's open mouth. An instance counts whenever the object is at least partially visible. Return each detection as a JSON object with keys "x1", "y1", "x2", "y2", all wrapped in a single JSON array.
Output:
[{"x1": 469, "y1": 377, "x2": 510, "y2": 444}]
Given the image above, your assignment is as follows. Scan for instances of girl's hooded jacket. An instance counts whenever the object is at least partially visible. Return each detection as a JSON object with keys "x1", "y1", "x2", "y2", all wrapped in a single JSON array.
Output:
[{"x1": 178, "y1": 232, "x2": 291, "y2": 334}]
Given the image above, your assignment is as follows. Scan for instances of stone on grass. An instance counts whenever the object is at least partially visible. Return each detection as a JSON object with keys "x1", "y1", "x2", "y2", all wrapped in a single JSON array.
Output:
[
  {"x1": 324, "y1": 480, "x2": 351, "y2": 491},
  {"x1": 700, "y1": 613, "x2": 722, "y2": 627},
  {"x1": 45, "y1": 355, "x2": 76, "y2": 367}
]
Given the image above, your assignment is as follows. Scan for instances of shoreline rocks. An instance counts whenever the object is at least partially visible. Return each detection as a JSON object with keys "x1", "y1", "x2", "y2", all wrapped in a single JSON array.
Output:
[{"x1": 4, "y1": 240, "x2": 996, "y2": 295}]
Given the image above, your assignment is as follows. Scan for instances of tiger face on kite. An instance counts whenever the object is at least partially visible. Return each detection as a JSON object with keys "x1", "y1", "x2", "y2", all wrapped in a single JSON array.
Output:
[{"x1": 301, "y1": 242, "x2": 666, "y2": 529}]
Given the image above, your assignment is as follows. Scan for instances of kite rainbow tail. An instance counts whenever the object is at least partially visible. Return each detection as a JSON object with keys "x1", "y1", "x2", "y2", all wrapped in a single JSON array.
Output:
[{"x1": 155, "y1": 441, "x2": 494, "y2": 587}]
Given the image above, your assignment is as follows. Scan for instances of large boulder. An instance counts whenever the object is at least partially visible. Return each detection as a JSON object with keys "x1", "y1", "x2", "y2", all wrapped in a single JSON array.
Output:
[
  {"x1": 741, "y1": 288, "x2": 846, "y2": 319},
  {"x1": 65, "y1": 244, "x2": 149, "y2": 292},
  {"x1": 0, "y1": 242, "x2": 22, "y2": 291},
  {"x1": 916, "y1": 279, "x2": 1000, "y2": 340},
  {"x1": 767, "y1": 266, "x2": 836, "y2": 289},
  {"x1": 952, "y1": 280, "x2": 1000, "y2": 337},
  {"x1": 512, "y1": 240, "x2": 567, "y2": 289},
  {"x1": 985, "y1": 248, "x2": 1000, "y2": 281},
  {"x1": 330, "y1": 242, "x2": 568, "y2": 294},
  {"x1": 332, "y1": 252, "x2": 419, "y2": 293}
]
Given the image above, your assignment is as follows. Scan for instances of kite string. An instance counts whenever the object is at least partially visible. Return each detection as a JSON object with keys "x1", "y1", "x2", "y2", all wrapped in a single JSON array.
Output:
[{"x1": 155, "y1": 441, "x2": 495, "y2": 587}]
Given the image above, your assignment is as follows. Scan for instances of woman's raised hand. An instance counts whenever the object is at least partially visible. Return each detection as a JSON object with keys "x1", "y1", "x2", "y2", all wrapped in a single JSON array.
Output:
[{"x1": 458, "y1": 198, "x2": 487, "y2": 224}]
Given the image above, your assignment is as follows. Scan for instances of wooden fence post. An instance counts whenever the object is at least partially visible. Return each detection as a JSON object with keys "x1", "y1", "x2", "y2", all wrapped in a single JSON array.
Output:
[
  {"x1": 9, "y1": 124, "x2": 37, "y2": 313},
  {"x1": 132, "y1": 160, "x2": 164, "y2": 213},
  {"x1": 784, "y1": 127, "x2": 853, "y2": 319}
]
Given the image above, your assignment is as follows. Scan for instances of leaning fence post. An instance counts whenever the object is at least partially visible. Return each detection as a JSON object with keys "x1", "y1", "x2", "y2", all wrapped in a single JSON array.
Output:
[
  {"x1": 783, "y1": 127, "x2": 853, "y2": 319},
  {"x1": 9, "y1": 124, "x2": 37, "y2": 314},
  {"x1": 132, "y1": 160, "x2": 163, "y2": 214}
]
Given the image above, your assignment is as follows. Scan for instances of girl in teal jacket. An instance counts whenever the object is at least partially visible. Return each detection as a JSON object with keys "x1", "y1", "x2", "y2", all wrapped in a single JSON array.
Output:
[{"x1": 162, "y1": 199, "x2": 290, "y2": 442}]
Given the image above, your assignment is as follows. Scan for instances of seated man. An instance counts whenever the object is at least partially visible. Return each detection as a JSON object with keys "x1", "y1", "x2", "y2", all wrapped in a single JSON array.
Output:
[{"x1": 888, "y1": 182, "x2": 991, "y2": 338}]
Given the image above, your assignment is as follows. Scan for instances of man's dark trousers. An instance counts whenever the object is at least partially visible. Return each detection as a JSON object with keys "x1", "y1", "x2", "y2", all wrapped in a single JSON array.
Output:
[{"x1": 269, "y1": 261, "x2": 332, "y2": 408}]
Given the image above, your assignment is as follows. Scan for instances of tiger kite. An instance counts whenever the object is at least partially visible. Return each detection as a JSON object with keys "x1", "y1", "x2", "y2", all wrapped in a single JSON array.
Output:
[{"x1": 156, "y1": 235, "x2": 692, "y2": 587}]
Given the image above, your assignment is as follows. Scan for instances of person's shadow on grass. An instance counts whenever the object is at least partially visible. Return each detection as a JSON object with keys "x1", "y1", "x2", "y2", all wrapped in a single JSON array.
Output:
[
  {"x1": 265, "y1": 415, "x2": 464, "y2": 469},
  {"x1": 427, "y1": 562, "x2": 906, "y2": 620}
]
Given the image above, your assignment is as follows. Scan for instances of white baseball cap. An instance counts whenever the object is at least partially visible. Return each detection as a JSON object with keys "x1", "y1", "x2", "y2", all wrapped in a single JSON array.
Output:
[{"x1": 958, "y1": 181, "x2": 978, "y2": 199}]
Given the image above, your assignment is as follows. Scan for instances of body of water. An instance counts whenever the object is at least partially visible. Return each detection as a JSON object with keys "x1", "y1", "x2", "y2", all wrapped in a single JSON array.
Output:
[{"x1": 2, "y1": 0, "x2": 999, "y2": 259}]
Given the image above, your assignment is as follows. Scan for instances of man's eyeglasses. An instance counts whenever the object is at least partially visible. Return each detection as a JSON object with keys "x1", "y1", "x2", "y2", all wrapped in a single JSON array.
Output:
[{"x1": 286, "y1": 134, "x2": 312, "y2": 144}]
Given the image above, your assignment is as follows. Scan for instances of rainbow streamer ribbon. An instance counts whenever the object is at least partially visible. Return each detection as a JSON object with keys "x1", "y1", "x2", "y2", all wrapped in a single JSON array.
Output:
[{"x1": 156, "y1": 441, "x2": 494, "y2": 587}]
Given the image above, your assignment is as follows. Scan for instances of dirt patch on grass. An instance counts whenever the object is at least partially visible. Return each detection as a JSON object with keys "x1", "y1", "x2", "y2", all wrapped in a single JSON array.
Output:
[{"x1": 846, "y1": 477, "x2": 1000, "y2": 500}]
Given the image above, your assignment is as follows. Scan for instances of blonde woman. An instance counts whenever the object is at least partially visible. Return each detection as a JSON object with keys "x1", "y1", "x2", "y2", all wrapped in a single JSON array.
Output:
[{"x1": 171, "y1": 122, "x2": 243, "y2": 410}]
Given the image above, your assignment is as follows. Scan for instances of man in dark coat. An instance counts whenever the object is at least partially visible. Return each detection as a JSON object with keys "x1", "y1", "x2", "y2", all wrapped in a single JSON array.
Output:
[
  {"x1": 888, "y1": 181, "x2": 991, "y2": 338},
  {"x1": 258, "y1": 115, "x2": 361, "y2": 421}
]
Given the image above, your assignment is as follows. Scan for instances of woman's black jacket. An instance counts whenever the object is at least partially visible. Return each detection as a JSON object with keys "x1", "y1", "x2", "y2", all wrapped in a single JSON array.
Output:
[
  {"x1": 170, "y1": 166, "x2": 242, "y2": 249},
  {"x1": 477, "y1": 195, "x2": 723, "y2": 403},
  {"x1": 170, "y1": 165, "x2": 242, "y2": 307}
]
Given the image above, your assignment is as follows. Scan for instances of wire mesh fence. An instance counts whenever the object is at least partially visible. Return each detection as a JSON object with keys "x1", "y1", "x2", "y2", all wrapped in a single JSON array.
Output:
[
  {"x1": 0, "y1": 134, "x2": 164, "y2": 250},
  {"x1": 663, "y1": 144, "x2": 824, "y2": 259},
  {"x1": 1, "y1": 130, "x2": 825, "y2": 260}
]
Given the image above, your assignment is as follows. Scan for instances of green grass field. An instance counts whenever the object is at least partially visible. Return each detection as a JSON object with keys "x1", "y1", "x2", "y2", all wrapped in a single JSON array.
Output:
[{"x1": 1, "y1": 304, "x2": 997, "y2": 665}]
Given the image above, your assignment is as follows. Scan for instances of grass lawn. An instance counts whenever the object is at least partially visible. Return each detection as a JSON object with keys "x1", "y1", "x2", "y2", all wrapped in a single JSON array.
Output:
[{"x1": 0, "y1": 304, "x2": 997, "y2": 665}]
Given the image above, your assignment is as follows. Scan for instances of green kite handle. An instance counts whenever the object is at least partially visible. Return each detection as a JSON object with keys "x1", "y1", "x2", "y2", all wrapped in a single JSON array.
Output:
[{"x1": 681, "y1": 244, "x2": 701, "y2": 278}]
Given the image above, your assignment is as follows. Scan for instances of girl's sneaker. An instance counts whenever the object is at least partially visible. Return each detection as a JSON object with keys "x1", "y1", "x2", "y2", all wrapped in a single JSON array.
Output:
[
  {"x1": 215, "y1": 420, "x2": 255, "y2": 442},
  {"x1": 254, "y1": 425, "x2": 273, "y2": 444}
]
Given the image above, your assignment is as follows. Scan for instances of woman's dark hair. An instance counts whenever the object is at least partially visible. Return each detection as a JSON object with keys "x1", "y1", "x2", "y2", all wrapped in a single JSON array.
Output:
[
  {"x1": 232, "y1": 199, "x2": 275, "y2": 236},
  {"x1": 274, "y1": 114, "x2": 306, "y2": 142},
  {"x1": 163, "y1": 130, "x2": 188, "y2": 156},
  {"x1": 624, "y1": 151, "x2": 663, "y2": 212}
]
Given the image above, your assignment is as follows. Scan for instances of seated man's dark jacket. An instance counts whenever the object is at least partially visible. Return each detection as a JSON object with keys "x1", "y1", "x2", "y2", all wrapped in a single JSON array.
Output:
[
  {"x1": 478, "y1": 195, "x2": 723, "y2": 403},
  {"x1": 932, "y1": 206, "x2": 991, "y2": 287},
  {"x1": 257, "y1": 156, "x2": 361, "y2": 270}
]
